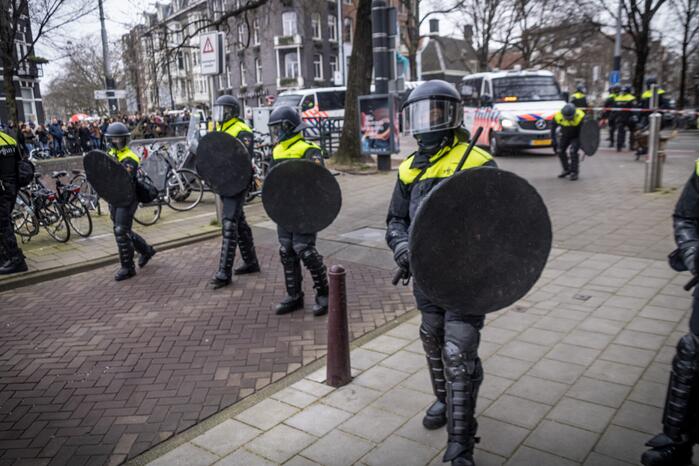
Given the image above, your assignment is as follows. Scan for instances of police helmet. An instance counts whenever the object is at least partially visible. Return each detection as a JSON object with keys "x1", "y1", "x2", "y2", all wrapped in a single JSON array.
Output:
[
  {"x1": 622, "y1": 85, "x2": 632, "y2": 94},
  {"x1": 645, "y1": 76, "x2": 657, "y2": 88},
  {"x1": 611, "y1": 84, "x2": 621, "y2": 94},
  {"x1": 104, "y1": 122, "x2": 131, "y2": 150},
  {"x1": 402, "y1": 80, "x2": 463, "y2": 136},
  {"x1": 268, "y1": 105, "x2": 308, "y2": 144},
  {"x1": 213, "y1": 95, "x2": 241, "y2": 123},
  {"x1": 561, "y1": 103, "x2": 576, "y2": 120},
  {"x1": 575, "y1": 83, "x2": 585, "y2": 93}
]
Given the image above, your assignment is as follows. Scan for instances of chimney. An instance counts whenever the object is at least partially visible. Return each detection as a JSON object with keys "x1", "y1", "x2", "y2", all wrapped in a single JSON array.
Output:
[
  {"x1": 429, "y1": 19, "x2": 439, "y2": 36},
  {"x1": 464, "y1": 25, "x2": 473, "y2": 45}
]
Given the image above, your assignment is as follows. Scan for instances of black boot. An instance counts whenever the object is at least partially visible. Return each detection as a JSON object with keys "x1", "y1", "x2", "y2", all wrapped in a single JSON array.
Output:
[
  {"x1": 209, "y1": 219, "x2": 236, "y2": 289},
  {"x1": 443, "y1": 341, "x2": 483, "y2": 466},
  {"x1": 0, "y1": 255, "x2": 28, "y2": 275},
  {"x1": 138, "y1": 246, "x2": 156, "y2": 268},
  {"x1": 234, "y1": 220, "x2": 260, "y2": 275},
  {"x1": 300, "y1": 247, "x2": 328, "y2": 316},
  {"x1": 276, "y1": 246, "x2": 304, "y2": 315},
  {"x1": 420, "y1": 324, "x2": 447, "y2": 429},
  {"x1": 131, "y1": 232, "x2": 155, "y2": 268},
  {"x1": 114, "y1": 225, "x2": 136, "y2": 281},
  {"x1": 641, "y1": 334, "x2": 698, "y2": 466},
  {"x1": 557, "y1": 151, "x2": 570, "y2": 178}
]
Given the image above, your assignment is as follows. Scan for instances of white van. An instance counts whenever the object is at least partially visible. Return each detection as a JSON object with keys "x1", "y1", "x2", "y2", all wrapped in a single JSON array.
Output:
[
  {"x1": 275, "y1": 87, "x2": 347, "y2": 118},
  {"x1": 461, "y1": 69, "x2": 566, "y2": 155}
]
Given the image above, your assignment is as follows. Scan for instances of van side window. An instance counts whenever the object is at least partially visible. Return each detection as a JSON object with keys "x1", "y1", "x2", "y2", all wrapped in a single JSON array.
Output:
[
  {"x1": 300, "y1": 95, "x2": 315, "y2": 111},
  {"x1": 461, "y1": 78, "x2": 482, "y2": 107},
  {"x1": 317, "y1": 91, "x2": 346, "y2": 111}
]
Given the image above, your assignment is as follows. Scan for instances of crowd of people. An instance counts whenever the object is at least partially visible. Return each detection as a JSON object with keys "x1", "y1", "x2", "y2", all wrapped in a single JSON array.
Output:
[{"x1": 0, "y1": 110, "x2": 196, "y2": 158}]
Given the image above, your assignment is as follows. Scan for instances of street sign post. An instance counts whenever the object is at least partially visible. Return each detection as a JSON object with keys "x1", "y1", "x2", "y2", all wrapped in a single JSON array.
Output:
[
  {"x1": 200, "y1": 32, "x2": 225, "y2": 76},
  {"x1": 94, "y1": 90, "x2": 127, "y2": 100}
]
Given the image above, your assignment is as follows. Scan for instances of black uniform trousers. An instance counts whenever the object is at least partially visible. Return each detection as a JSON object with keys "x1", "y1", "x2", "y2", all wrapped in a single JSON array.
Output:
[
  {"x1": 109, "y1": 200, "x2": 151, "y2": 258},
  {"x1": 0, "y1": 179, "x2": 21, "y2": 260},
  {"x1": 557, "y1": 134, "x2": 580, "y2": 174},
  {"x1": 218, "y1": 191, "x2": 256, "y2": 277},
  {"x1": 277, "y1": 226, "x2": 316, "y2": 254},
  {"x1": 615, "y1": 116, "x2": 636, "y2": 150}
]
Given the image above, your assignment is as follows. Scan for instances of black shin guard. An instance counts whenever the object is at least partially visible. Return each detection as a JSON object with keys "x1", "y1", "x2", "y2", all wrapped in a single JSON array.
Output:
[
  {"x1": 215, "y1": 219, "x2": 237, "y2": 281},
  {"x1": 300, "y1": 247, "x2": 328, "y2": 315},
  {"x1": 420, "y1": 323, "x2": 447, "y2": 429},
  {"x1": 642, "y1": 333, "x2": 698, "y2": 466},
  {"x1": 114, "y1": 225, "x2": 135, "y2": 269},
  {"x1": 236, "y1": 219, "x2": 259, "y2": 270}
]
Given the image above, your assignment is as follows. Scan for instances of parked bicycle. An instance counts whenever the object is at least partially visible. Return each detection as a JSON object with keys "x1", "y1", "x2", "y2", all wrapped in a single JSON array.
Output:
[
  {"x1": 70, "y1": 169, "x2": 102, "y2": 216},
  {"x1": 19, "y1": 174, "x2": 71, "y2": 242},
  {"x1": 51, "y1": 171, "x2": 93, "y2": 238}
]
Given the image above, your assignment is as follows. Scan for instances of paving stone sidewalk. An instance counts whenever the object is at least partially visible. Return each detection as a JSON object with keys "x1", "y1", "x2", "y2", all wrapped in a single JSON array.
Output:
[{"x1": 148, "y1": 247, "x2": 697, "y2": 466}]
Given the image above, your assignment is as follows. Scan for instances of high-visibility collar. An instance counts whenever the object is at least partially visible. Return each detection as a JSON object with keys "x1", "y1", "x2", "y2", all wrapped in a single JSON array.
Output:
[
  {"x1": 272, "y1": 133, "x2": 320, "y2": 160},
  {"x1": 399, "y1": 137, "x2": 493, "y2": 185},
  {"x1": 217, "y1": 117, "x2": 251, "y2": 138},
  {"x1": 0, "y1": 131, "x2": 17, "y2": 146},
  {"x1": 641, "y1": 88, "x2": 666, "y2": 99},
  {"x1": 554, "y1": 109, "x2": 585, "y2": 127},
  {"x1": 109, "y1": 146, "x2": 140, "y2": 165},
  {"x1": 572, "y1": 92, "x2": 586, "y2": 99},
  {"x1": 614, "y1": 93, "x2": 636, "y2": 102}
]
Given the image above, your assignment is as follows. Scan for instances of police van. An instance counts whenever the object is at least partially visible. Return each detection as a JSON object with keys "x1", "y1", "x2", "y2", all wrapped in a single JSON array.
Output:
[{"x1": 461, "y1": 69, "x2": 566, "y2": 155}]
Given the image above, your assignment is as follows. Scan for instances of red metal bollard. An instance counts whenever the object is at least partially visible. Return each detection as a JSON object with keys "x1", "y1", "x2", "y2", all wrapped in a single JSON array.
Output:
[{"x1": 326, "y1": 265, "x2": 352, "y2": 387}]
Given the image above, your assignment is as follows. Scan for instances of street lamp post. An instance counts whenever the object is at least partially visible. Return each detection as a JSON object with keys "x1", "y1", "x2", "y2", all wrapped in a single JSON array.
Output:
[{"x1": 98, "y1": 0, "x2": 118, "y2": 114}]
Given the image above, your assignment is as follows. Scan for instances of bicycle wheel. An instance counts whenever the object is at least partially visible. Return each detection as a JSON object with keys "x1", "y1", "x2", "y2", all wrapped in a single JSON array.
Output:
[
  {"x1": 12, "y1": 191, "x2": 39, "y2": 238},
  {"x1": 165, "y1": 169, "x2": 204, "y2": 211},
  {"x1": 72, "y1": 174, "x2": 102, "y2": 215},
  {"x1": 65, "y1": 197, "x2": 93, "y2": 237},
  {"x1": 134, "y1": 202, "x2": 162, "y2": 226},
  {"x1": 40, "y1": 202, "x2": 71, "y2": 243}
]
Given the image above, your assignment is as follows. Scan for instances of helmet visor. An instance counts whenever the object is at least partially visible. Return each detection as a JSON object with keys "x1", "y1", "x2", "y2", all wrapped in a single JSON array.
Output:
[
  {"x1": 212, "y1": 105, "x2": 229, "y2": 123},
  {"x1": 268, "y1": 123, "x2": 285, "y2": 144},
  {"x1": 402, "y1": 99, "x2": 462, "y2": 135},
  {"x1": 107, "y1": 135, "x2": 128, "y2": 150}
]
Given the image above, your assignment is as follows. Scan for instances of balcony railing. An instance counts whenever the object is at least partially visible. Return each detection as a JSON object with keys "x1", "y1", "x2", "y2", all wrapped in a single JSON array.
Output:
[
  {"x1": 274, "y1": 34, "x2": 303, "y2": 48},
  {"x1": 277, "y1": 76, "x2": 304, "y2": 89}
]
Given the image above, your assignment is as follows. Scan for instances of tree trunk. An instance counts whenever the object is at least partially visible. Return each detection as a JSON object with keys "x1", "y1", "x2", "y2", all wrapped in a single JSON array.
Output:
[
  {"x1": 678, "y1": 46, "x2": 688, "y2": 109},
  {"x1": 2, "y1": 62, "x2": 17, "y2": 123},
  {"x1": 408, "y1": 50, "x2": 418, "y2": 81},
  {"x1": 333, "y1": 0, "x2": 372, "y2": 165},
  {"x1": 632, "y1": 38, "x2": 649, "y2": 96}
]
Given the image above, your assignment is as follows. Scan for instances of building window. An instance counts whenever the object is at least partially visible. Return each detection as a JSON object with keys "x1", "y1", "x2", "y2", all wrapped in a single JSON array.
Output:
[
  {"x1": 328, "y1": 15, "x2": 337, "y2": 41},
  {"x1": 20, "y1": 87, "x2": 35, "y2": 121},
  {"x1": 253, "y1": 18, "x2": 260, "y2": 45},
  {"x1": 227, "y1": 65, "x2": 232, "y2": 88},
  {"x1": 237, "y1": 23, "x2": 246, "y2": 46},
  {"x1": 257, "y1": 96, "x2": 265, "y2": 107},
  {"x1": 284, "y1": 52, "x2": 299, "y2": 78},
  {"x1": 313, "y1": 54, "x2": 323, "y2": 80},
  {"x1": 311, "y1": 13, "x2": 321, "y2": 39},
  {"x1": 255, "y1": 57, "x2": 262, "y2": 83},
  {"x1": 343, "y1": 17, "x2": 352, "y2": 42},
  {"x1": 329, "y1": 55, "x2": 338, "y2": 77},
  {"x1": 177, "y1": 51, "x2": 185, "y2": 70},
  {"x1": 282, "y1": 11, "x2": 297, "y2": 36},
  {"x1": 240, "y1": 61, "x2": 247, "y2": 86}
]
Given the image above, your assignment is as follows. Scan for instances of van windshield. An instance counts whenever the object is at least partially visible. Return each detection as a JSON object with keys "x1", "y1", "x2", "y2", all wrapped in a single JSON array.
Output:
[
  {"x1": 492, "y1": 76, "x2": 561, "y2": 103},
  {"x1": 274, "y1": 94, "x2": 303, "y2": 107}
]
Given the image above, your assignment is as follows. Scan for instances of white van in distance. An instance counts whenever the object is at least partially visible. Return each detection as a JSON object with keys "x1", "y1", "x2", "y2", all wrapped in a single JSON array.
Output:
[{"x1": 461, "y1": 69, "x2": 566, "y2": 156}]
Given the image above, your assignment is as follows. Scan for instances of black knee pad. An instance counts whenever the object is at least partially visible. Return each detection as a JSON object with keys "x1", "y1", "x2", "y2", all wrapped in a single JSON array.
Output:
[
  {"x1": 222, "y1": 219, "x2": 236, "y2": 239},
  {"x1": 279, "y1": 245, "x2": 297, "y2": 266},
  {"x1": 113, "y1": 224, "x2": 129, "y2": 240},
  {"x1": 299, "y1": 246, "x2": 323, "y2": 269},
  {"x1": 673, "y1": 333, "x2": 698, "y2": 386},
  {"x1": 420, "y1": 321, "x2": 444, "y2": 357}
]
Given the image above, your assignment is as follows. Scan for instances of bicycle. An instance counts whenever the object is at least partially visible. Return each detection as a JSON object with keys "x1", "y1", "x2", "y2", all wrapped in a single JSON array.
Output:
[
  {"x1": 12, "y1": 189, "x2": 39, "y2": 240},
  {"x1": 51, "y1": 171, "x2": 93, "y2": 238},
  {"x1": 143, "y1": 143, "x2": 205, "y2": 212},
  {"x1": 70, "y1": 170, "x2": 102, "y2": 216},
  {"x1": 23, "y1": 174, "x2": 71, "y2": 243}
]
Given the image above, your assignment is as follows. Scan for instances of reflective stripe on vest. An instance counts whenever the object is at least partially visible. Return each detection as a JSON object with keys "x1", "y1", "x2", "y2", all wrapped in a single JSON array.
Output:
[
  {"x1": 554, "y1": 109, "x2": 585, "y2": 127},
  {"x1": 641, "y1": 89, "x2": 666, "y2": 99},
  {"x1": 272, "y1": 133, "x2": 321, "y2": 160},
  {"x1": 217, "y1": 118, "x2": 252, "y2": 138},
  {"x1": 398, "y1": 138, "x2": 493, "y2": 185},
  {"x1": 0, "y1": 131, "x2": 17, "y2": 146},
  {"x1": 572, "y1": 92, "x2": 586, "y2": 100},
  {"x1": 109, "y1": 147, "x2": 140, "y2": 165},
  {"x1": 614, "y1": 94, "x2": 636, "y2": 103}
]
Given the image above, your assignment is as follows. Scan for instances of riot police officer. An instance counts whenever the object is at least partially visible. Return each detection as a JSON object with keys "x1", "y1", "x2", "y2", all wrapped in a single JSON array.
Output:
[
  {"x1": 386, "y1": 80, "x2": 496, "y2": 466},
  {"x1": 0, "y1": 129, "x2": 28, "y2": 275},
  {"x1": 642, "y1": 162, "x2": 698, "y2": 466},
  {"x1": 267, "y1": 106, "x2": 328, "y2": 316},
  {"x1": 551, "y1": 103, "x2": 585, "y2": 180},
  {"x1": 208, "y1": 95, "x2": 260, "y2": 289},
  {"x1": 105, "y1": 122, "x2": 156, "y2": 281},
  {"x1": 638, "y1": 77, "x2": 670, "y2": 129},
  {"x1": 603, "y1": 84, "x2": 621, "y2": 147},
  {"x1": 570, "y1": 83, "x2": 588, "y2": 108},
  {"x1": 613, "y1": 85, "x2": 637, "y2": 151}
]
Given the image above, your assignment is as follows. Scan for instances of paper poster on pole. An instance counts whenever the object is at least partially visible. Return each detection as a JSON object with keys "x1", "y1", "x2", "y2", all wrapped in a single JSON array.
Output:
[{"x1": 200, "y1": 32, "x2": 225, "y2": 75}]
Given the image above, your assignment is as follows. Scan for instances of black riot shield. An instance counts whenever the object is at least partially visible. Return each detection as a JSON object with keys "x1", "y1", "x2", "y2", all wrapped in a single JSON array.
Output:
[
  {"x1": 83, "y1": 150, "x2": 135, "y2": 207},
  {"x1": 580, "y1": 118, "x2": 600, "y2": 156},
  {"x1": 262, "y1": 160, "x2": 342, "y2": 234},
  {"x1": 195, "y1": 132, "x2": 252, "y2": 196},
  {"x1": 409, "y1": 167, "x2": 552, "y2": 315}
]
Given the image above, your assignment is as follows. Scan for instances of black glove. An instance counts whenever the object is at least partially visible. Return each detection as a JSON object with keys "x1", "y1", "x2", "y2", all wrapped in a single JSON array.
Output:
[
  {"x1": 682, "y1": 243, "x2": 698, "y2": 276},
  {"x1": 393, "y1": 242, "x2": 410, "y2": 270}
]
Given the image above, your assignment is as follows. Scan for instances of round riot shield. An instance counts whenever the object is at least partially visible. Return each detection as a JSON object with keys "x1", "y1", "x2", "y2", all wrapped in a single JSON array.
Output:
[
  {"x1": 195, "y1": 132, "x2": 252, "y2": 196},
  {"x1": 262, "y1": 160, "x2": 342, "y2": 234},
  {"x1": 83, "y1": 150, "x2": 135, "y2": 207},
  {"x1": 580, "y1": 118, "x2": 600, "y2": 156},
  {"x1": 409, "y1": 167, "x2": 552, "y2": 315}
]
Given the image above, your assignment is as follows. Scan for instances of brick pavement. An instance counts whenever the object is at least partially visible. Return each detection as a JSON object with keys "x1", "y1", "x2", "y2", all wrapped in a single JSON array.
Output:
[{"x1": 0, "y1": 240, "x2": 415, "y2": 465}]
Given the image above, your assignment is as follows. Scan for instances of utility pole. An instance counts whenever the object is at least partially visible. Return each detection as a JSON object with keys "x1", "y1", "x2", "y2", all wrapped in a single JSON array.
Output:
[
  {"x1": 610, "y1": 0, "x2": 622, "y2": 86},
  {"x1": 98, "y1": 0, "x2": 118, "y2": 114}
]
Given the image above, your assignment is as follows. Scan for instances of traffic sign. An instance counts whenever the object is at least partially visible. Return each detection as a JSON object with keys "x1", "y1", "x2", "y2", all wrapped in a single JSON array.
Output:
[
  {"x1": 94, "y1": 89, "x2": 127, "y2": 100},
  {"x1": 609, "y1": 70, "x2": 620, "y2": 85},
  {"x1": 200, "y1": 32, "x2": 225, "y2": 75}
]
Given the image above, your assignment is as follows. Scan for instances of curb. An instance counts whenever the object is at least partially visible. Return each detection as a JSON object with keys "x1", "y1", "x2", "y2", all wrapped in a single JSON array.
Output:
[
  {"x1": 124, "y1": 308, "x2": 419, "y2": 466},
  {"x1": 0, "y1": 230, "x2": 220, "y2": 293}
]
